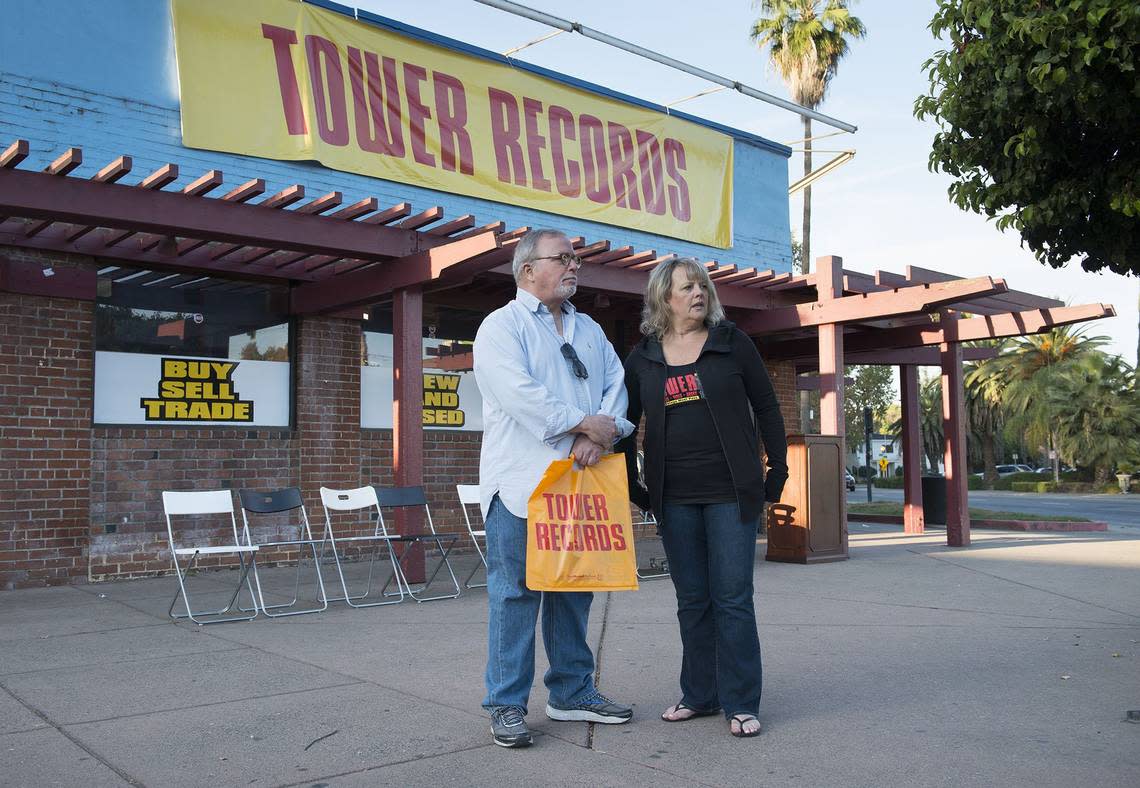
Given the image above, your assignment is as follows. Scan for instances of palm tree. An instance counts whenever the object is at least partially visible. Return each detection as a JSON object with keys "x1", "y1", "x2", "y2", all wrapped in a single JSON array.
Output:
[
  {"x1": 986, "y1": 325, "x2": 1109, "y2": 481},
  {"x1": 1048, "y1": 353, "x2": 1140, "y2": 485},
  {"x1": 964, "y1": 342, "x2": 1008, "y2": 487},
  {"x1": 751, "y1": 1, "x2": 865, "y2": 273}
]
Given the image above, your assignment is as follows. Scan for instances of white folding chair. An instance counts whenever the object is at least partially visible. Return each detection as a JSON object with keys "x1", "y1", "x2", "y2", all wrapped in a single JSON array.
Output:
[
  {"x1": 373, "y1": 486, "x2": 461, "y2": 602},
  {"x1": 456, "y1": 484, "x2": 487, "y2": 589},
  {"x1": 319, "y1": 485, "x2": 406, "y2": 607},
  {"x1": 162, "y1": 490, "x2": 259, "y2": 625},
  {"x1": 237, "y1": 487, "x2": 327, "y2": 618}
]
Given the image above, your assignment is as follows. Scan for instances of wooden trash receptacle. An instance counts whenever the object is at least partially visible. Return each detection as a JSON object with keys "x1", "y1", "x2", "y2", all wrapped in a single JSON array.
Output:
[{"x1": 765, "y1": 434, "x2": 848, "y2": 564}]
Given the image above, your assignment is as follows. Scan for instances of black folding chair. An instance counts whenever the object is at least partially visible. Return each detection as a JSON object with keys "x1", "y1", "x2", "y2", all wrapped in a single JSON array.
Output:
[
  {"x1": 237, "y1": 487, "x2": 328, "y2": 618},
  {"x1": 373, "y1": 485, "x2": 461, "y2": 602}
]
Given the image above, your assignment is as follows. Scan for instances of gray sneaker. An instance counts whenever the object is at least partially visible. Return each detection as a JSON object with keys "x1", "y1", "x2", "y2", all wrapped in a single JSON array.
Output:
[
  {"x1": 546, "y1": 691, "x2": 633, "y2": 724},
  {"x1": 490, "y1": 706, "x2": 533, "y2": 748}
]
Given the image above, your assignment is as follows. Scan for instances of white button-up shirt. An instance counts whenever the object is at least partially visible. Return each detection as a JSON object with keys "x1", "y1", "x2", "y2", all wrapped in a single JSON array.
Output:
[{"x1": 473, "y1": 288, "x2": 634, "y2": 518}]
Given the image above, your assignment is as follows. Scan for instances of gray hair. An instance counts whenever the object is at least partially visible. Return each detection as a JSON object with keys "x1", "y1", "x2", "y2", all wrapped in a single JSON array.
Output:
[
  {"x1": 511, "y1": 229, "x2": 569, "y2": 283},
  {"x1": 639, "y1": 256, "x2": 725, "y2": 339}
]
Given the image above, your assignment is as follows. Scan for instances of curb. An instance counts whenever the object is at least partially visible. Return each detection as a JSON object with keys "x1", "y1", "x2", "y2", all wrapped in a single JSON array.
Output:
[{"x1": 848, "y1": 514, "x2": 1109, "y2": 532}]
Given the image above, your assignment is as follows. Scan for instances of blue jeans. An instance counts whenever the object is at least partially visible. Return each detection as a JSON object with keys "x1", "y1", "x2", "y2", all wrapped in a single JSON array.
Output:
[
  {"x1": 482, "y1": 495, "x2": 596, "y2": 714},
  {"x1": 660, "y1": 501, "x2": 762, "y2": 718}
]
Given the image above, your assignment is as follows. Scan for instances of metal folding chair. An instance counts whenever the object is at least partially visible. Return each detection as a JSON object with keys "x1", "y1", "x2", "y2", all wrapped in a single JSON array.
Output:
[
  {"x1": 632, "y1": 452, "x2": 669, "y2": 580},
  {"x1": 633, "y1": 507, "x2": 670, "y2": 580},
  {"x1": 319, "y1": 485, "x2": 406, "y2": 607},
  {"x1": 455, "y1": 484, "x2": 487, "y2": 589},
  {"x1": 237, "y1": 487, "x2": 328, "y2": 618},
  {"x1": 373, "y1": 485, "x2": 461, "y2": 602},
  {"x1": 162, "y1": 490, "x2": 259, "y2": 625}
]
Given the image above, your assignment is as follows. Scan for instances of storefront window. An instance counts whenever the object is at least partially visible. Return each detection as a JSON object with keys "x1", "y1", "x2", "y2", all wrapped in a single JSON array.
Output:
[
  {"x1": 93, "y1": 275, "x2": 292, "y2": 426},
  {"x1": 360, "y1": 303, "x2": 484, "y2": 431}
]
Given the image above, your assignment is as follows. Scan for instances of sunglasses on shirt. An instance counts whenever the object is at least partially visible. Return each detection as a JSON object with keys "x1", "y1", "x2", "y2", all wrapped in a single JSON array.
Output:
[{"x1": 561, "y1": 343, "x2": 589, "y2": 379}]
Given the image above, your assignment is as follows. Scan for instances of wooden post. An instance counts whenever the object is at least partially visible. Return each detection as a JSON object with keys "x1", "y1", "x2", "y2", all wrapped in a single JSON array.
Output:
[
  {"x1": 900, "y1": 364, "x2": 924, "y2": 534},
  {"x1": 815, "y1": 255, "x2": 847, "y2": 558},
  {"x1": 393, "y1": 285, "x2": 425, "y2": 580},
  {"x1": 816, "y1": 256, "x2": 845, "y2": 436},
  {"x1": 939, "y1": 313, "x2": 970, "y2": 547}
]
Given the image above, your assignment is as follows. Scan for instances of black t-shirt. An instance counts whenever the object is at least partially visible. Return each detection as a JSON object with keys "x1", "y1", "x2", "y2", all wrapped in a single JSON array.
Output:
[{"x1": 662, "y1": 363, "x2": 736, "y2": 504}]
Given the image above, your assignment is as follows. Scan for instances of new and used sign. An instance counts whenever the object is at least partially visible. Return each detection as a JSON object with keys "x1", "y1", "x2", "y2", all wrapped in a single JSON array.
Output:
[{"x1": 171, "y1": 0, "x2": 733, "y2": 247}]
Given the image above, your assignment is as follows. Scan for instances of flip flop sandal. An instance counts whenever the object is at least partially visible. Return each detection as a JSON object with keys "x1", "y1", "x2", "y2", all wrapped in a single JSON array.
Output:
[
  {"x1": 661, "y1": 701, "x2": 721, "y2": 722},
  {"x1": 729, "y1": 714, "x2": 762, "y2": 738}
]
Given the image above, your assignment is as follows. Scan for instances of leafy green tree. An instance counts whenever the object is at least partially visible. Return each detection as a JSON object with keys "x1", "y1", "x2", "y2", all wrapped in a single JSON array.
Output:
[
  {"x1": 1048, "y1": 353, "x2": 1140, "y2": 484},
  {"x1": 752, "y1": 1, "x2": 866, "y2": 273},
  {"x1": 914, "y1": 1, "x2": 1140, "y2": 276},
  {"x1": 844, "y1": 364, "x2": 895, "y2": 451}
]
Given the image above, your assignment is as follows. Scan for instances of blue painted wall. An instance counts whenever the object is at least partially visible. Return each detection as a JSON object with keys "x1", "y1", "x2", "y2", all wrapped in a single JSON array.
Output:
[{"x1": 0, "y1": 0, "x2": 791, "y2": 270}]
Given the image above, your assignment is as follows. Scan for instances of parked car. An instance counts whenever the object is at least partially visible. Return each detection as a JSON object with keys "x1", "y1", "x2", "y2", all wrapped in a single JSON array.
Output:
[
  {"x1": 1013, "y1": 464, "x2": 1035, "y2": 473},
  {"x1": 994, "y1": 465, "x2": 1022, "y2": 477},
  {"x1": 845, "y1": 471, "x2": 857, "y2": 492}
]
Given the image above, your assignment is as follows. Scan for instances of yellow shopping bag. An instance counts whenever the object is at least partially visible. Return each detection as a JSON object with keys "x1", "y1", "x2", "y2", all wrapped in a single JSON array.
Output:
[{"x1": 526, "y1": 453, "x2": 639, "y2": 592}]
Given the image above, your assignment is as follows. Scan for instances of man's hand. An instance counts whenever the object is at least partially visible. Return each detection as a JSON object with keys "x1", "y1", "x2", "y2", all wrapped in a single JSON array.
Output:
[
  {"x1": 575, "y1": 414, "x2": 618, "y2": 445},
  {"x1": 570, "y1": 435, "x2": 606, "y2": 467}
]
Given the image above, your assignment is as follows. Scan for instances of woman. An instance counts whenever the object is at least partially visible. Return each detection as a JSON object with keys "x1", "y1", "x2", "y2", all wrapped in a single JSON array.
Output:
[{"x1": 617, "y1": 257, "x2": 788, "y2": 738}]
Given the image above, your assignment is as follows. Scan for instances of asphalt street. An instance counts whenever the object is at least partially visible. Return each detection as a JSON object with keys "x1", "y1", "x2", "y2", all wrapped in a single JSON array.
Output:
[{"x1": 849, "y1": 486, "x2": 1140, "y2": 531}]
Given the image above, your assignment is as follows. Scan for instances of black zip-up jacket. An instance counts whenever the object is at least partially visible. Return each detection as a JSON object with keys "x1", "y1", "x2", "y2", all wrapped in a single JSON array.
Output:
[{"x1": 616, "y1": 321, "x2": 789, "y2": 526}]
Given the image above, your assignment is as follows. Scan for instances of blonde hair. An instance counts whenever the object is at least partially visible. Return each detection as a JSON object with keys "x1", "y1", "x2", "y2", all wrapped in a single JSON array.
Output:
[{"x1": 639, "y1": 257, "x2": 725, "y2": 339}]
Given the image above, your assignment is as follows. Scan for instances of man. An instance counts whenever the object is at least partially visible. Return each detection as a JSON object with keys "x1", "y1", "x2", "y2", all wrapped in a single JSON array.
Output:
[{"x1": 473, "y1": 229, "x2": 635, "y2": 748}]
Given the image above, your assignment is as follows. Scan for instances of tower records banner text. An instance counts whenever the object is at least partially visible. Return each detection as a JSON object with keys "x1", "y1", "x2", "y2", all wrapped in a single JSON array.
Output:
[{"x1": 171, "y1": 0, "x2": 733, "y2": 247}]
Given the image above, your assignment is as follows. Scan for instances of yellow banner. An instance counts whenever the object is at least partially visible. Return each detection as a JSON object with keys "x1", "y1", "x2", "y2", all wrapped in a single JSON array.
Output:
[{"x1": 171, "y1": 0, "x2": 733, "y2": 248}]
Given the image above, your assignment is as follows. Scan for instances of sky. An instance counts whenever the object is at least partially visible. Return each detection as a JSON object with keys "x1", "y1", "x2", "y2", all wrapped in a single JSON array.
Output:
[{"x1": 359, "y1": 0, "x2": 1139, "y2": 364}]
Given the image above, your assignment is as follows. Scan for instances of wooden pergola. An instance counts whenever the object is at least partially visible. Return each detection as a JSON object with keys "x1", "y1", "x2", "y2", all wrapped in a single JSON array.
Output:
[{"x1": 0, "y1": 139, "x2": 1116, "y2": 555}]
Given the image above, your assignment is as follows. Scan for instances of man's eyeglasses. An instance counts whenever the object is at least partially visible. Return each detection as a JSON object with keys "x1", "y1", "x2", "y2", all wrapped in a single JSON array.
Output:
[
  {"x1": 531, "y1": 253, "x2": 582, "y2": 268},
  {"x1": 561, "y1": 343, "x2": 588, "y2": 379}
]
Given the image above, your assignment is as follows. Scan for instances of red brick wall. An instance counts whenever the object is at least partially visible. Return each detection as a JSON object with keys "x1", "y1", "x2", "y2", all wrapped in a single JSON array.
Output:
[
  {"x1": 296, "y1": 317, "x2": 362, "y2": 514},
  {"x1": 0, "y1": 282, "x2": 93, "y2": 590},
  {"x1": 765, "y1": 359, "x2": 801, "y2": 435},
  {"x1": 362, "y1": 430, "x2": 481, "y2": 536},
  {"x1": 88, "y1": 428, "x2": 297, "y2": 580}
]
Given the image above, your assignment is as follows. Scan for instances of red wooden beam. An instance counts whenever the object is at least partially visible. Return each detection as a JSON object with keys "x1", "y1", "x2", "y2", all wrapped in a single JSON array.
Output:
[
  {"x1": 296, "y1": 191, "x2": 342, "y2": 215},
  {"x1": 220, "y1": 178, "x2": 266, "y2": 203},
  {"x1": 583, "y1": 245, "x2": 634, "y2": 265},
  {"x1": 182, "y1": 170, "x2": 223, "y2": 197},
  {"x1": 138, "y1": 163, "x2": 179, "y2": 190},
  {"x1": 290, "y1": 231, "x2": 499, "y2": 314},
  {"x1": 261, "y1": 184, "x2": 305, "y2": 209},
  {"x1": 362, "y1": 201, "x2": 412, "y2": 225},
  {"x1": 396, "y1": 206, "x2": 443, "y2": 230},
  {"x1": 426, "y1": 214, "x2": 475, "y2": 236},
  {"x1": 0, "y1": 140, "x2": 30, "y2": 169},
  {"x1": 45, "y1": 148, "x2": 82, "y2": 176},
  {"x1": 329, "y1": 196, "x2": 378, "y2": 221},
  {"x1": 453, "y1": 220, "x2": 505, "y2": 240},
  {"x1": 0, "y1": 168, "x2": 444, "y2": 261},
  {"x1": 906, "y1": 264, "x2": 1063, "y2": 311},
  {"x1": 606, "y1": 250, "x2": 657, "y2": 269},
  {"x1": 627, "y1": 253, "x2": 677, "y2": 272},
  {"x1": 0, "y1": 254, "x2": 96, "y2": 299},
  {"x1": 737, "y1": 276, "x2": 1009, "y2": 334}
]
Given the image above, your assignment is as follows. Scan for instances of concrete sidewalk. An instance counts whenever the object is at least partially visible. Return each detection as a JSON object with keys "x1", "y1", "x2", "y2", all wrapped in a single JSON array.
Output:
[{"x1": 2, "y1": 526, "x2": 1139, "y2": 787}]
